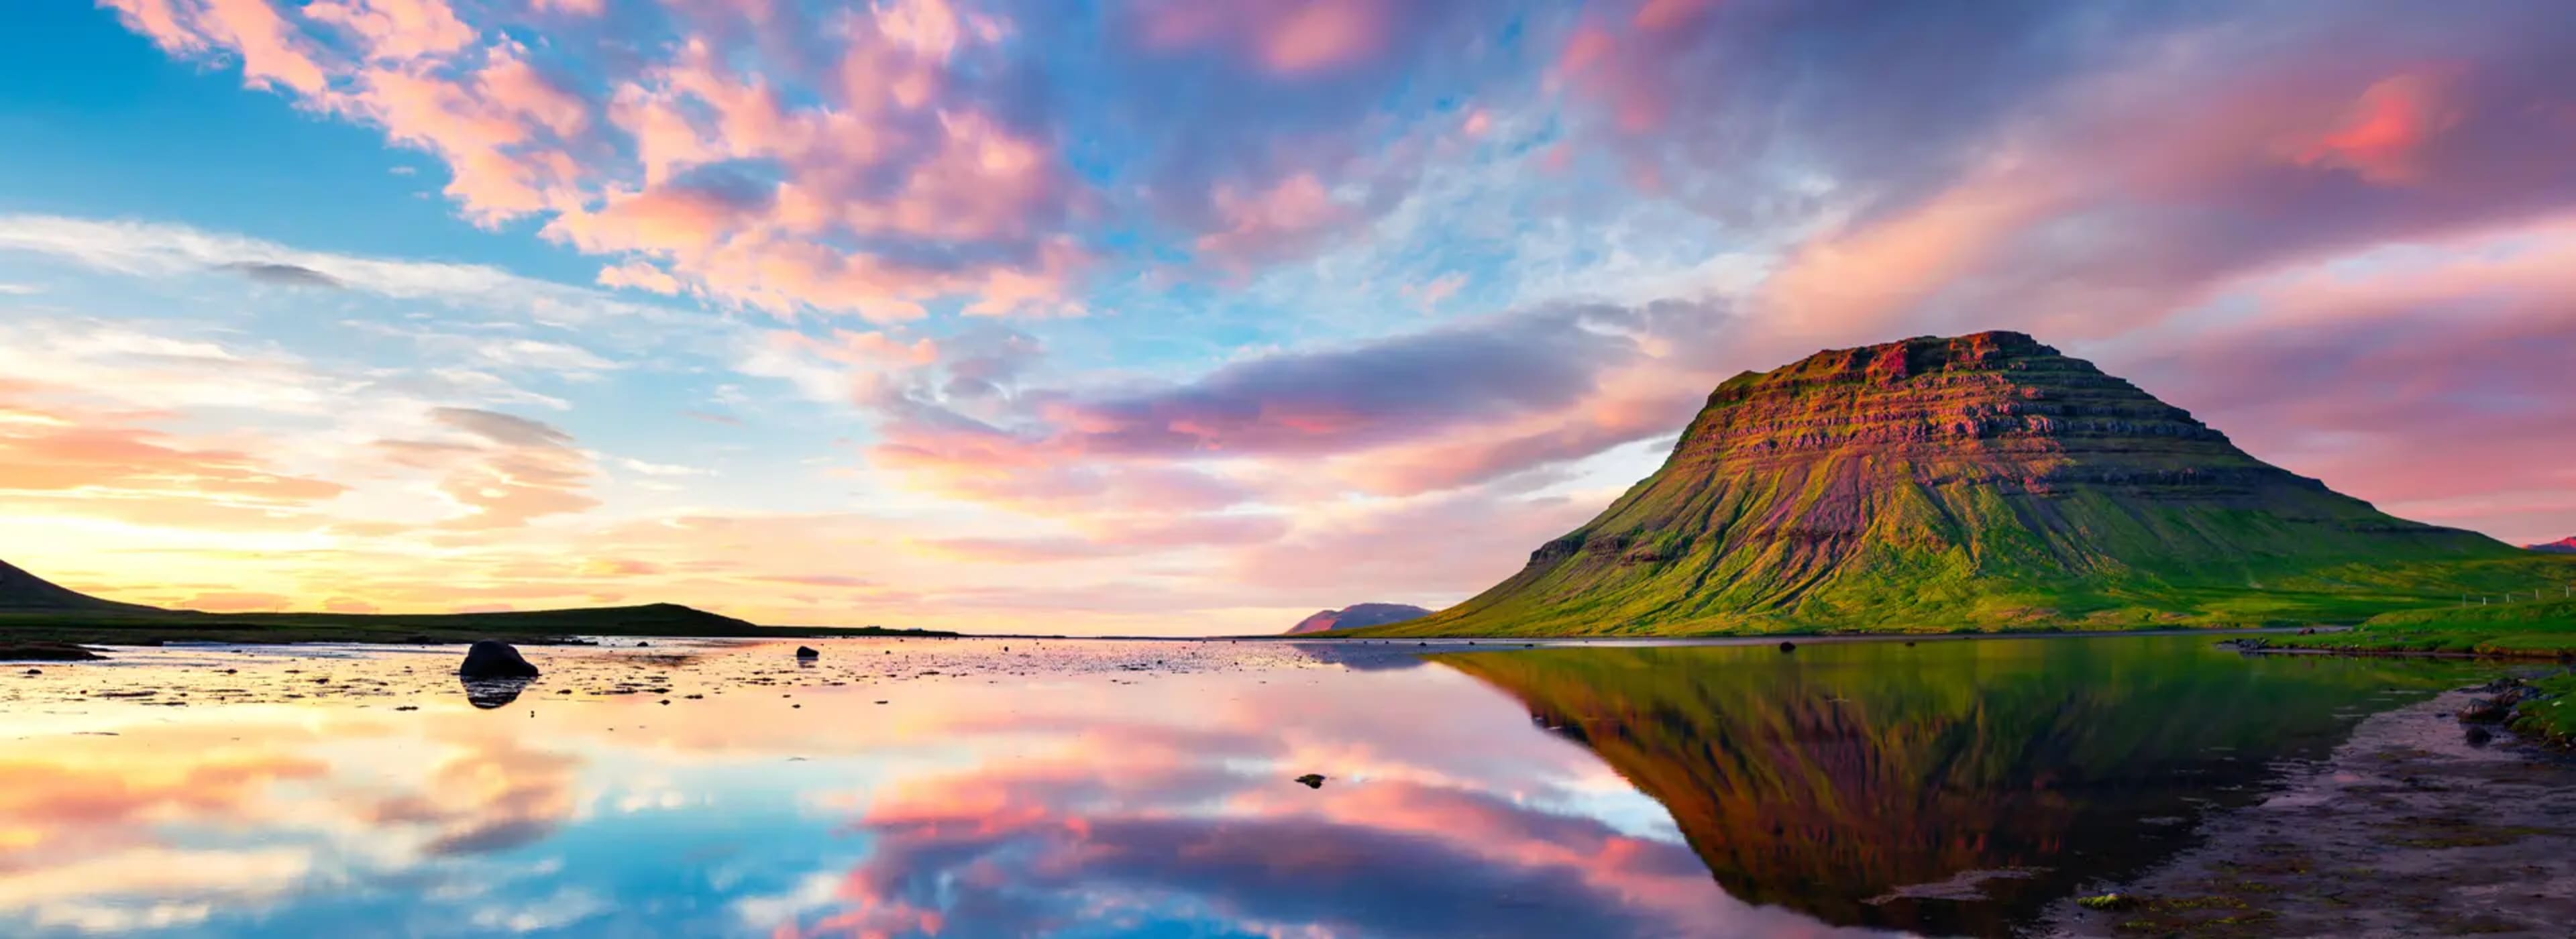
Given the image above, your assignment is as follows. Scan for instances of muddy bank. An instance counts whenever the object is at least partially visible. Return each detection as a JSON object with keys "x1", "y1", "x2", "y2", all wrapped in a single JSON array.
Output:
[{"x1": 2047, "y1": 689, "x2": 2576, "y2": 937}]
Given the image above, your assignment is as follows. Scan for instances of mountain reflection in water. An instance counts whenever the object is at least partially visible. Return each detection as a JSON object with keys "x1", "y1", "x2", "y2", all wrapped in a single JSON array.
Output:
[
  {"x1": 1435, "y1": 635, "x2": 2487, "y2": 936},
  {"x1": 0, "y1": 636, "x2": 2485, "y2": 937}
]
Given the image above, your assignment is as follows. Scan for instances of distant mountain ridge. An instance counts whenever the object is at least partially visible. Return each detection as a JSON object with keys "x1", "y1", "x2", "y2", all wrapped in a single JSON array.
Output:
[
  {"x1": 0, "y1": 556, "x2": 954, "y2": 647},
  {"x1": 1352, "y1": 331, "x2": 2565, "y2": 637},
  {"x1": 0, "y1": 559, "x2": 164, "y2": 613},
  {"x1": 1284, "y1": 603, "x2": 1433, "y2": 634},
  {"x1": 2530, "y1": 537, "x2": 2576, "y2": 555}
]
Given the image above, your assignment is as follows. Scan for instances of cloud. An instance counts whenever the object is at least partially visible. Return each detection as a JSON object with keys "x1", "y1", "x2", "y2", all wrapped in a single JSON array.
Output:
[
  {"x1": 432, "y1": 406, "x2": 573, "y2": 449},
  {"x1": 0, "y1": 386, "x2": 348, "y2": 529},
  {"x1": 379, "y1": 407, "x2": 598, "y2": 529},
  {"x1": 854, "y1": 298, "x2": 1731, "y2": 529},
  {"x1": 179, "y1": 590, "x2": 292, "y2": 612},
  {"x1": 0, "y1": 214, "x2": 678, "y2": 324},
  {"x1": 99, "y1": 0, "x2": 1087, "y2": 321},
  {"x1": 215, "y1": 261, "x2": 343, "y2": 288},
  {"x1": 1230, "y1": 490, "x2": 1603, "y2": 598},
  {"x1": 918, "y1": 513, "x2": 1290, "y2": 563},
  {"x1": 595, "y1": 260, "x2": 680, "y2": 295},
  {"x1": 2105, "y1": 213, "x2": 2576, "y2": 544}
]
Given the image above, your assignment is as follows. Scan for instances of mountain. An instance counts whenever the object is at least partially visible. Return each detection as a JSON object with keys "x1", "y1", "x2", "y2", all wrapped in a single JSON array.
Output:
[
  {"x1": 2530, "y1": 537, "x2": 2576, "y2": 555},
  {"x1": 0, "y1": 557, "x2": 941, "y2": 646},
  {"x1": 0, "y1": 559, "x2": 166, "y2": 614},
  {"x1": 1354, "y1": 331, "x2": 2565, "y2": 637},
  {"x1": 1284, "y1": 603, "x2": 1433, "y2": 634},
  {"x1": 1432, "y1": 641, "x2": 2467, "y2": 935}
]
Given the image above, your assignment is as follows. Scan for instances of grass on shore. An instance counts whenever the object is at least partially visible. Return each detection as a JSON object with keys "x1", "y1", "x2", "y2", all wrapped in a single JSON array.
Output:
[
  {"x1": 2515, "y1": 672, "x2": 2576, "y2": 744},
  {"x1": 2244, "y1": 596, "x2": 2576, "y2": 658},
  {"x1": 0, "y1": 603, "x2": 951, "y2": 655}
]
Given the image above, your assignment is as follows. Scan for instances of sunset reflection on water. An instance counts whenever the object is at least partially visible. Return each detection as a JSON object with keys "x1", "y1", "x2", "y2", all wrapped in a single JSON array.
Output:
[
  {"x1": 0, "y1": 639, "x2": 1845, "y2": 938},
  {"x1": 0, "y1": 635, "x2": 2482, "y2": 937}
]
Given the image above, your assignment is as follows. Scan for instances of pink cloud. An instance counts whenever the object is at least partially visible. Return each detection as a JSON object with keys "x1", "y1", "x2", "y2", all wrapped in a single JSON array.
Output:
[
  {"x1": 1630, "y1": 0, "x2": 1718, "y2": 32},
  {"x1": 2108, "y1": 213, "x2": 2576, "y2": 543},
  {"x1": 370, "y1": 407, "x2": 600, "y2": 530},
  {"x1": 303, "y1": 0, "x2": 475, "y2": 62},
  {"x1": 1554, "y1": 19, "x2": 1670, "y2": 135},
  {"x1": 2286, "y1": 71, "x2": 2459, "y2": 184},
  {"x1": 918, "y1": 513, "x2": 1291, "y2": 563},
  {"x1": 1230, "y1": 490, "x2": 1604, "y2": 598},
  {"x1": 105, "y1": 0, "x2": 331, "y2": 95},
  {"x1": 1262, "y1": 0, "x2": 1387, "y2": 74},
  {"x1": 1133, "y1": 0, "x2": 1393, "y2": 77},
  {"x1": 596, "y1": 260, "x2": 682, "y2": 294},
  {"x1": 547, "y1": 181, "x2": 769, "y2": 256},
  {"x1": 1194, "y1": 172, "x2": 1361, "y2": 264},
  {"x1": 107, "y1": 0, "x2": 1087, "y2": 321},
  {"x1": 0, "y1": 387, "x2": 349, "y2": 533}
]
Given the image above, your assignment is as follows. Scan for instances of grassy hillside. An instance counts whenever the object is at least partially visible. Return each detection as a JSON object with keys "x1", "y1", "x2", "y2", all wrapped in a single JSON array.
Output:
[
  {"x1": 2243, "y1": 594, "x2": 2576, "y2": 657},
  {"x1": 1349, "y1": 333, "x2": 2563, "y2": 638}
]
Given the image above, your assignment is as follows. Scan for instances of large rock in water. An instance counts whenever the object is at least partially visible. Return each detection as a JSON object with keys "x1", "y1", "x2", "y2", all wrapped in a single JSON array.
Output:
[
  {"x1": 1357, "y1": 331, "x2": 2551, "y2": 636},
  {"x1": 1285, "y1": 603, "x2": 1434, "y2": 634},
  {"x1": 459, "y1": 641, "x2": 541, "y2": 679}
]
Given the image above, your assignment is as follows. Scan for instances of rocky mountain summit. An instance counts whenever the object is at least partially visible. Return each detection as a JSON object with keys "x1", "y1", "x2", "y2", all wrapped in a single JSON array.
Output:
[{"x1": 1353, "y1": 331, "x2": 2553, "y2": 636}]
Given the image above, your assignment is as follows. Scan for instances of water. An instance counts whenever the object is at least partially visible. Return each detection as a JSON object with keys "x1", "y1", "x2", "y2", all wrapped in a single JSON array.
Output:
[{"x1": 0, "y1": 634, "x2": 2491, "y2": 937}]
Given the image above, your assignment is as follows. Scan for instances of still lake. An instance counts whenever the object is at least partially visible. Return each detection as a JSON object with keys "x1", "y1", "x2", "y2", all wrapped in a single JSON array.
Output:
[{"x1": 0, "y1": 634, "x2": 2492, "y2": 937}]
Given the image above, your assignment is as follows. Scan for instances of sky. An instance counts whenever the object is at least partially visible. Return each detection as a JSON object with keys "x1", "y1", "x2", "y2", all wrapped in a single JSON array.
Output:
[{"x1": 0, "y1": 0, "x2": 2571, "y2": 635}]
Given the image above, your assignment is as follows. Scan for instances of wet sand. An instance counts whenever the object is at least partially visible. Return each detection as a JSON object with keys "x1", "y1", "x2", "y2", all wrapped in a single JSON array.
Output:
[{"x1": 2047, "y1": 688, "x2": 2576, "y2": 938}]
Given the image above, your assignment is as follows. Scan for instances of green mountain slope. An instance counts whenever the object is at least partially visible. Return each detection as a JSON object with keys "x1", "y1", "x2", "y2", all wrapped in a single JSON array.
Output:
[{"x1": 1357, "y1": 331, "x2": 2570, "y2": 637}]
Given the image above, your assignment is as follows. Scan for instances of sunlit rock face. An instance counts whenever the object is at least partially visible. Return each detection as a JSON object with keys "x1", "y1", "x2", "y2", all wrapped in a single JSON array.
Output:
[
  {"x1": 2529, "y1": 537, "x2": 2576, "y2": 554},
  {"x1": 1367, "y1": 332, "x2": 2539, "y2": 636},
  {"x1": 1283, "y1": 603, "x2": 1435, "y2": 634}
]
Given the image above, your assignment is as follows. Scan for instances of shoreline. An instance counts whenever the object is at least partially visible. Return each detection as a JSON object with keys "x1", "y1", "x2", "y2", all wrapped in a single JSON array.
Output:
[
  {"x1": 1268, "y1": 624, "x2": 2327, "y2": 647},
  {"x1": 2047, "y1": 688, "x2": 2576, "y2": 936},
  {"x1": 2233, "y1": 643, "x2": 2571, "y2": 661},
  {"x1": 7, "y1": 623, "x2": 2328, "y2": 663}
]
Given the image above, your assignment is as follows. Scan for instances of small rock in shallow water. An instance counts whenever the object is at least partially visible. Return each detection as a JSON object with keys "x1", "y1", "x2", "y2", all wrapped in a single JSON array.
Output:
[
  {"x1": 458, "y1": 641, "x2": 540, "y2": 679},
  {"x1": 796, "y1": 646, "x2": 819, "y2": 660},
  {"x1": 1779, "y1": 641, "x2": 1796, "y2": 653},
  {"x1": 1294, "y1": 773, "x2": 1326, "y2": 789},
  {"x1": 2459, "y1": 689, "x2": 2526, "y2": 724}
]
